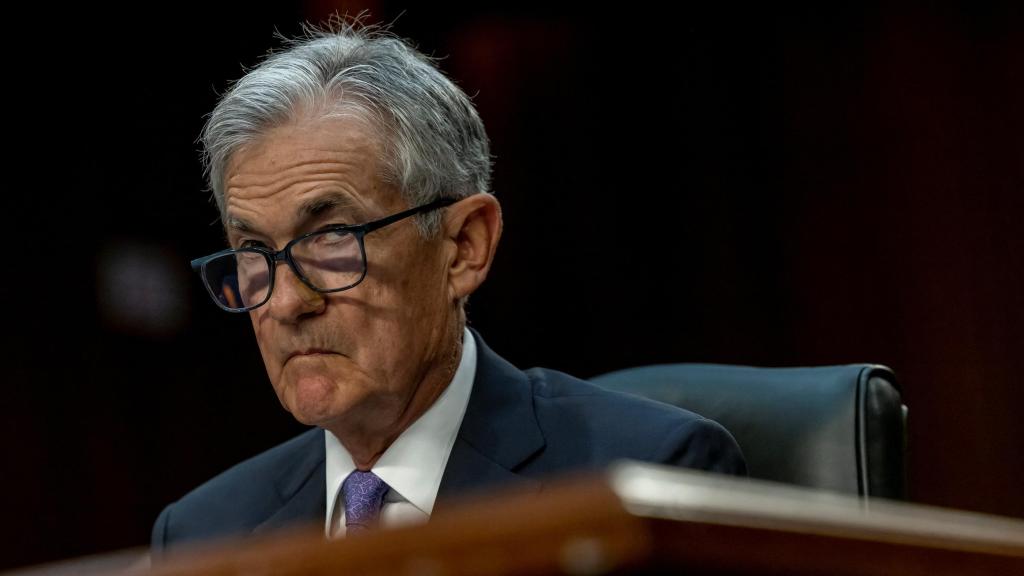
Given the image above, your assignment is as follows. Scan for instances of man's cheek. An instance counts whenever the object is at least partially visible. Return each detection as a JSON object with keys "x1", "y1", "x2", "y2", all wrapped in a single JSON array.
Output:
[{"x1": 253, "y1": 331, "x2": 282, "y2": 379}]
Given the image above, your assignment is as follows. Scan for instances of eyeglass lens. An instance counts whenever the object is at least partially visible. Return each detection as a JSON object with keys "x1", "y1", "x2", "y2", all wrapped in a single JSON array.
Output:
[{"x1": 201, "y1": 230, "x2": 365, "y2": 311}]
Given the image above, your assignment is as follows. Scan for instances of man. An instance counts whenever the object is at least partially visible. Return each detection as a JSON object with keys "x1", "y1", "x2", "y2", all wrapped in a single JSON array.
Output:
[{"x1": 152, "y1": 22, "x2": 745, "y2": 553}]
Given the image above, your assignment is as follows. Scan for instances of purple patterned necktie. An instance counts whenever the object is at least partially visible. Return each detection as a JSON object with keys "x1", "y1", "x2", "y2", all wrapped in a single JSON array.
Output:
[{"x1": 342, "y1": 470, "x2": 390, "y2": 535}]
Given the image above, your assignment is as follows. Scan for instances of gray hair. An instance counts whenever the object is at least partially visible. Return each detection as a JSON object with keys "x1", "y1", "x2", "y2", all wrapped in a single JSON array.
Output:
[{"x1": 201, "y1": 21, "x2": 492, "y2": 234}]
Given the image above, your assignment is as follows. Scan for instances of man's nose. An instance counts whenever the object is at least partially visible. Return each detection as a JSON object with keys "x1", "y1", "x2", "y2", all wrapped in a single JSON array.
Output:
[{"x1": 265, "y1": 262, "x2": 325, "y2": 321}]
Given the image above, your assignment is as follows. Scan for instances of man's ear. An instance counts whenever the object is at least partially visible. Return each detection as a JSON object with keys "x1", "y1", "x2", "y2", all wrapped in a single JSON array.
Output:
[{"x1": 443, "y1": 194, "x2": 502, "y2": 302}]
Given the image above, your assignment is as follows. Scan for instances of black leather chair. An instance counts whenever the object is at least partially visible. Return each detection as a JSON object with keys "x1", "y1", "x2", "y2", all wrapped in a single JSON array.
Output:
[{"x1": 591, "y1": 364, "x2": 907, "y2": 499}]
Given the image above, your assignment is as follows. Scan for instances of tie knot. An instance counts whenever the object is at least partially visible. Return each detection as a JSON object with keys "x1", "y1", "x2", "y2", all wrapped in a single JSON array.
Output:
[{"x1": 342, "y1": 470, "x2": 389, "y2": 534}]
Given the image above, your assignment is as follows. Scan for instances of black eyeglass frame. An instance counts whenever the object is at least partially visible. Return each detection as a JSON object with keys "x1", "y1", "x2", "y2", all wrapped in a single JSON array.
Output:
[{"x1": 191, "y1": 197, "x2": 457, "y2": 313}]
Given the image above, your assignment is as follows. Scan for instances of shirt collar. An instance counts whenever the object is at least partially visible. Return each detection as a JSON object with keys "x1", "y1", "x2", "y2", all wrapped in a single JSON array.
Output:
[{"x1": 325, "y1": 327, "x2": 477, "y2": 530}]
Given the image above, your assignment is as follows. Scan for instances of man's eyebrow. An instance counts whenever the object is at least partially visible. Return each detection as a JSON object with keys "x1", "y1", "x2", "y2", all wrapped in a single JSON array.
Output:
[
  {"x1": 225, "y1": 216, "x2": 255, "y2": 234},
  {"x1": 222, "y1": 192, "x2": 361, "y2": 239},
  {"x1": 297, "y1": 192, "x2": 361, "y2": 222}
]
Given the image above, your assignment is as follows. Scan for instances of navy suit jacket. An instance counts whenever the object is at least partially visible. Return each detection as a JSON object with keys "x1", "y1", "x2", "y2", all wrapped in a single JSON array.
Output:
[{"x1": 152, "y1": 331, "x2": 745, "y2": 553}]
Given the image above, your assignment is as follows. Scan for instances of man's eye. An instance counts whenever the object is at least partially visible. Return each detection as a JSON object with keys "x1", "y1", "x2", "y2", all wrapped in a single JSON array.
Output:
[
  {"x1": 317, "y1": 230, "x2": 352, "y2": 245},
  {"x1": 239, "y1": 240, "x2": 266, "y2": 249}
]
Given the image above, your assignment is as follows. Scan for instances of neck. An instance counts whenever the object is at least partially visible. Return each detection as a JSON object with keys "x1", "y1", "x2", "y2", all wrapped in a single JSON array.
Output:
[{"x1": 330, "y1": 322, "x2": 464, "y2": 470}]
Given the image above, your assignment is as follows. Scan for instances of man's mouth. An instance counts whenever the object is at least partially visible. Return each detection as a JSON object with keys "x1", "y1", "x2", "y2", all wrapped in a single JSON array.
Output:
[{"x1": 287, "y1": 349, "x2": 338, "y2": 362}]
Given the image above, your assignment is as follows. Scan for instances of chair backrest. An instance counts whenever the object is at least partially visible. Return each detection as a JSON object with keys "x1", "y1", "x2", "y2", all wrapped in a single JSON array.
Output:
[{"x1": 591, "y1": 364, "x2": 907, "y2": 499}]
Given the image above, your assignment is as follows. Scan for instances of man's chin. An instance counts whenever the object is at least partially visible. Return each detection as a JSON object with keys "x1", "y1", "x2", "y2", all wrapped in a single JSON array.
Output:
[{"x1": 280, "y1": 375, "x2": 351, "y2": 426}]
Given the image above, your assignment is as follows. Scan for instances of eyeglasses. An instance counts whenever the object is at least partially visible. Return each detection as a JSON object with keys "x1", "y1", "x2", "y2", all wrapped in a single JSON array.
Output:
[{"x1": 191, "y1": 197, "x2": 456, "y2": 313}]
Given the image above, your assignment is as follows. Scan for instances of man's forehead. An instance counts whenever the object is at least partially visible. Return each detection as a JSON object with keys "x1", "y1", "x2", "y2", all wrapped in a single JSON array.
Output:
[
  {"x1": 225, "y1": 124, "x2": 380, "y2": 180},
  {"x1": 220, "y1": 118, "x2": 397, "y2": 237}
]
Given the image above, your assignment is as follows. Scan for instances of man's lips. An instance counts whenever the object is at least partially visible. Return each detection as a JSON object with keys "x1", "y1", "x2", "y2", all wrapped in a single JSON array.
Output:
[{"x1": 286, "y1": 349, "x2": 339, "y2": 362}]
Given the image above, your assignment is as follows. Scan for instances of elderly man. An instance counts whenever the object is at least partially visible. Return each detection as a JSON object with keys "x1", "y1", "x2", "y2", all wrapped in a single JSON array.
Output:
[{"x1": 152, "y1": 23, "x2": 745, "y2": 552}]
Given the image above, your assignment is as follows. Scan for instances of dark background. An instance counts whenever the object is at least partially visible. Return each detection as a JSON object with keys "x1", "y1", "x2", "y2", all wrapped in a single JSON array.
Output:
[{"x1": 4, "y1": 1, "x2": 1022, "y2": 570}]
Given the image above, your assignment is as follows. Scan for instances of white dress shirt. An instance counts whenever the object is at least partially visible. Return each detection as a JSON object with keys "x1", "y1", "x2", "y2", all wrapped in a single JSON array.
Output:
[{"x1": 324, "y1": 327, "x2": 477, "y2": 537}]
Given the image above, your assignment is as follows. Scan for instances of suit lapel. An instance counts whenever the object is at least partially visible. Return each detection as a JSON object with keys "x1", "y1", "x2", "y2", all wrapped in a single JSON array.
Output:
[
  {"x1": 436, "y1": 330, "x2": 546, "y2": 507},
  {"x1": 253, "y1": 429, "x2": 327, "y2": 535}
]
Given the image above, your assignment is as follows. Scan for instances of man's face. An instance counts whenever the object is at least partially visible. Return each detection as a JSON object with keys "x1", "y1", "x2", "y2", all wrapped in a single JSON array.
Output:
[{"x1": 222, "y1": 117, "x2": 457, "y2": 433}]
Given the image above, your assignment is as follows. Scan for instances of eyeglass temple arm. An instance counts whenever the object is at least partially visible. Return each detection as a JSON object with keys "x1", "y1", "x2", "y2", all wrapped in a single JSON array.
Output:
[
  {"x1": 361, "y1": 197, "x2": 456, "y2": 234},
  {"x1": 191, "y1": 248, "x2": 236, "y2": 271}
]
